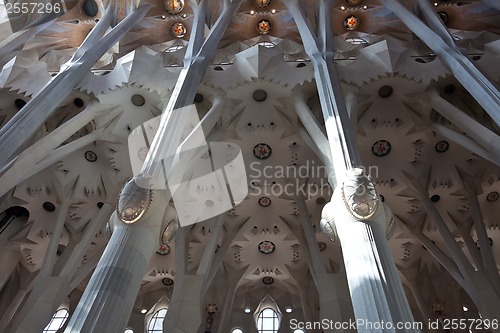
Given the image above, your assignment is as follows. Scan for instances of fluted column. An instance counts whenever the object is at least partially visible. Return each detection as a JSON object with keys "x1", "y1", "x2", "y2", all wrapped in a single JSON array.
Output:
[
  {"x1": 327, "y1": 169, "x2": 417, "y2": 332},
  {"x1": 64, "y1": 194, "x2": 167, "y2": 333},
  {"x1": 65, "y1": 1, "x2": 243, "y2": 331},
  {"x1": 296, "y1": 196, "x2": 354, "y2": 332},
  {"x1": 287, "y1": 0, "x2": 417, "y2": 330}
]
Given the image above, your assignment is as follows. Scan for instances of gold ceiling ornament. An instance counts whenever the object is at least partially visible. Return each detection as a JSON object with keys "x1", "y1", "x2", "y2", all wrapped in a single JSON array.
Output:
[
  {"x1": 165, "y1": 0, "x2": 184, "y2": 14},
  {"x1": 341, "y1": 168, "x2": 379, "y2": 221},
  {"x1": 257, "y1": 19, "x2": 271, "y2": 34},
  {"x1": 171, "y1": 22, "x2": 186, "y2": 38},
  {"x1": 344, "y1": 15, "x2": 360, "y2": 30},
  {"x1": 255, "y1": 0, "x2": 271, "y2": 8},
  {"x1": 117, "y1": 178, "x2": 153, "y2": 224}
]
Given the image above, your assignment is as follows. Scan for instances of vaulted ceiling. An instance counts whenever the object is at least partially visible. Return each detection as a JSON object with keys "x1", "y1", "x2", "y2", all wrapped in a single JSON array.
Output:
[{"x1": 0, "y1": 0, "x2": 499, "y2": 332}]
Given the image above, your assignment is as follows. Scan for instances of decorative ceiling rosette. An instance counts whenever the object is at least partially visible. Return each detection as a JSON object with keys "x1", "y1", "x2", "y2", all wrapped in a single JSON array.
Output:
[
  {"x1": 344, "y1": 15, "x2": 360, "y2": 30},
  {"x1": 171, "y1": 22, "x2": 187, "y2": 38},
  {"x1": 257, "y1": 19, "x2": 272, "y2": 34}
]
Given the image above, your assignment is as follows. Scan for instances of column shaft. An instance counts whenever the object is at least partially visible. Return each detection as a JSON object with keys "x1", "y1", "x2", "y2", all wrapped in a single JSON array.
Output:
[
  {"x1": 0, "y1": 247, "x2": 20, "y2": 291},
  {"x1": 65, "y1": 2, "x2": 242, "y2": 331},
  {"x1": 428, "y1": 90, "x2": 500, "y2": 160},
  {"x1": 0, "y1": 4, "x2": 149, "y2": 169},
  {"x1": 64, "y1": 209, "x2": 164, "y2": 333},
  {"x1": 288, "y1": 0, "x2": 417, "y2": 329},
  {"x1": 332, "y1": 188, "x2": 417, "y2": 332},
  {"x1": 297, "y1": 196, "x2": 352, "y2": 330},
  {"x1": 380, "y1": 0, "x2": 500, "y2": 126}
]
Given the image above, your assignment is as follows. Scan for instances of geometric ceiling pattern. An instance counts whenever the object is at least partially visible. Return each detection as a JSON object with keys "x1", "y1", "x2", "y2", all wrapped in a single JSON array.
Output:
[{"x1": 0, "y1": 0, "x2": 499, "y2": 332}]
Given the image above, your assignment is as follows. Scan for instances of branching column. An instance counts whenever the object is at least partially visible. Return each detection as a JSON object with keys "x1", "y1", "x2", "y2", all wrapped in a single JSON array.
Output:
[
  {"x1": 215, "y1": 265, "x2": 247, "y2": 333},
  {"x1": 287, "y1": 0, "x2": 417, "y2": 331},
  {"x1": 0, "y1": 16, "x2": 56, "y2": 64},
  {"x1": 380, "y1": 0, "x2": 500, "y2": 126},
  {"x1": 402, "y1": 172, "x2": 500, "y2": 329},
  {"x1": 12, "y1": 200, "x2": 113, "y2": 333},
  {"x1": 0, "y1": 4, "x2": 150, "y2": 170},
  {"x1": 64, "y1": 1, "x2": 242, "y2": 332},
  {"x1": 425, "y1": 89, "x2": 500, "y2": 163},
  {"x1": 296, "y1": 196, "x2": 355, "y2": 332}
]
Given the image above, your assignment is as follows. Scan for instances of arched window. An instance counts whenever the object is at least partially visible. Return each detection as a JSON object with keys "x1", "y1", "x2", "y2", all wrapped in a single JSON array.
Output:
[
  {"x1": 293, "y1": 330, "x2": 305, "y2": 333},
  {"x1": 232, "y1": 329, "x2": 244, "y2": 333},
  {"x1": 257, "y1": 308, "x2": 280, "y2": 332},
  {"x1": 148, "y1": 308, "x2": 167, "y2": 332},
  {"x1": 43, "y1": 308, "x2": 69, "y2": 332}
]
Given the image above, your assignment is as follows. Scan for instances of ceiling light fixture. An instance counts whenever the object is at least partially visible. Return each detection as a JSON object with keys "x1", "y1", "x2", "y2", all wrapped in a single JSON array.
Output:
[
  {"x1": 165, "y1": 0, "x2": 184, "y2": 14},
  {"x1": 255, "y1": 0, "x2": 271, "y2": 8}
]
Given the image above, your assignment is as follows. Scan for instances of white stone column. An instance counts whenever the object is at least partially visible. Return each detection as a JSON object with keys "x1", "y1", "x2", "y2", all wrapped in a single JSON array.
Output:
[
  {"x1": 380, "y1": 0, "x2": 500, "y2": 126},
  {"x1": 63, "y1": 193, "x2": 167, "y2": 333},
  {"x1": 287, "y1": 0, "x2": 417, "y2": 329},
  {"x1": 215, "y1": 265, "x2": 247, "y2": 333},
  {"x1": 64, "y1": 2, "x2": 243, "y2": 331},
  {"x1": 296, "y1": 196, "x2": 354, "y2": 332},
  {"x1": 0, "y1": 4, "x2": 150, "y2": 170},
  {"x1": 0, "y1": 15, "x2": 56, "y2": 64},
  {"x1": 402, "y1": 172, "x2": 500, "y2": 329},
  {"x1": 327, "y1": 169, "x2": 418, "y2": 332},
  {"x1": 163, "y1": 217, "x2": 228, "y2": 332},
  {"x1": 11, "y1": 200, "x2": 71, "y2": 333},
  {"x1": 427, "y1": 90, "x2": 500, "y2": 161},
  {"x1": 0, "y1": 103, "x2": 98, "y2": 197}
]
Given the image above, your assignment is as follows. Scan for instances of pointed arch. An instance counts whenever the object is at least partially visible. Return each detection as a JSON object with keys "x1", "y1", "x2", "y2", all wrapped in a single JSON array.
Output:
[{"x1": 254, "y1": 294, "x2": 282, "y2": 333}]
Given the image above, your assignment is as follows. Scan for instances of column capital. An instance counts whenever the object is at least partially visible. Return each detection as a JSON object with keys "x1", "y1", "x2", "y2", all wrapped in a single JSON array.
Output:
[
  {"x1": 321, "y1": 168, "x2": 395, "y2": 239},
  {"x1": 339, "y1": 168, "x2": 380, "y2": 222}
]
